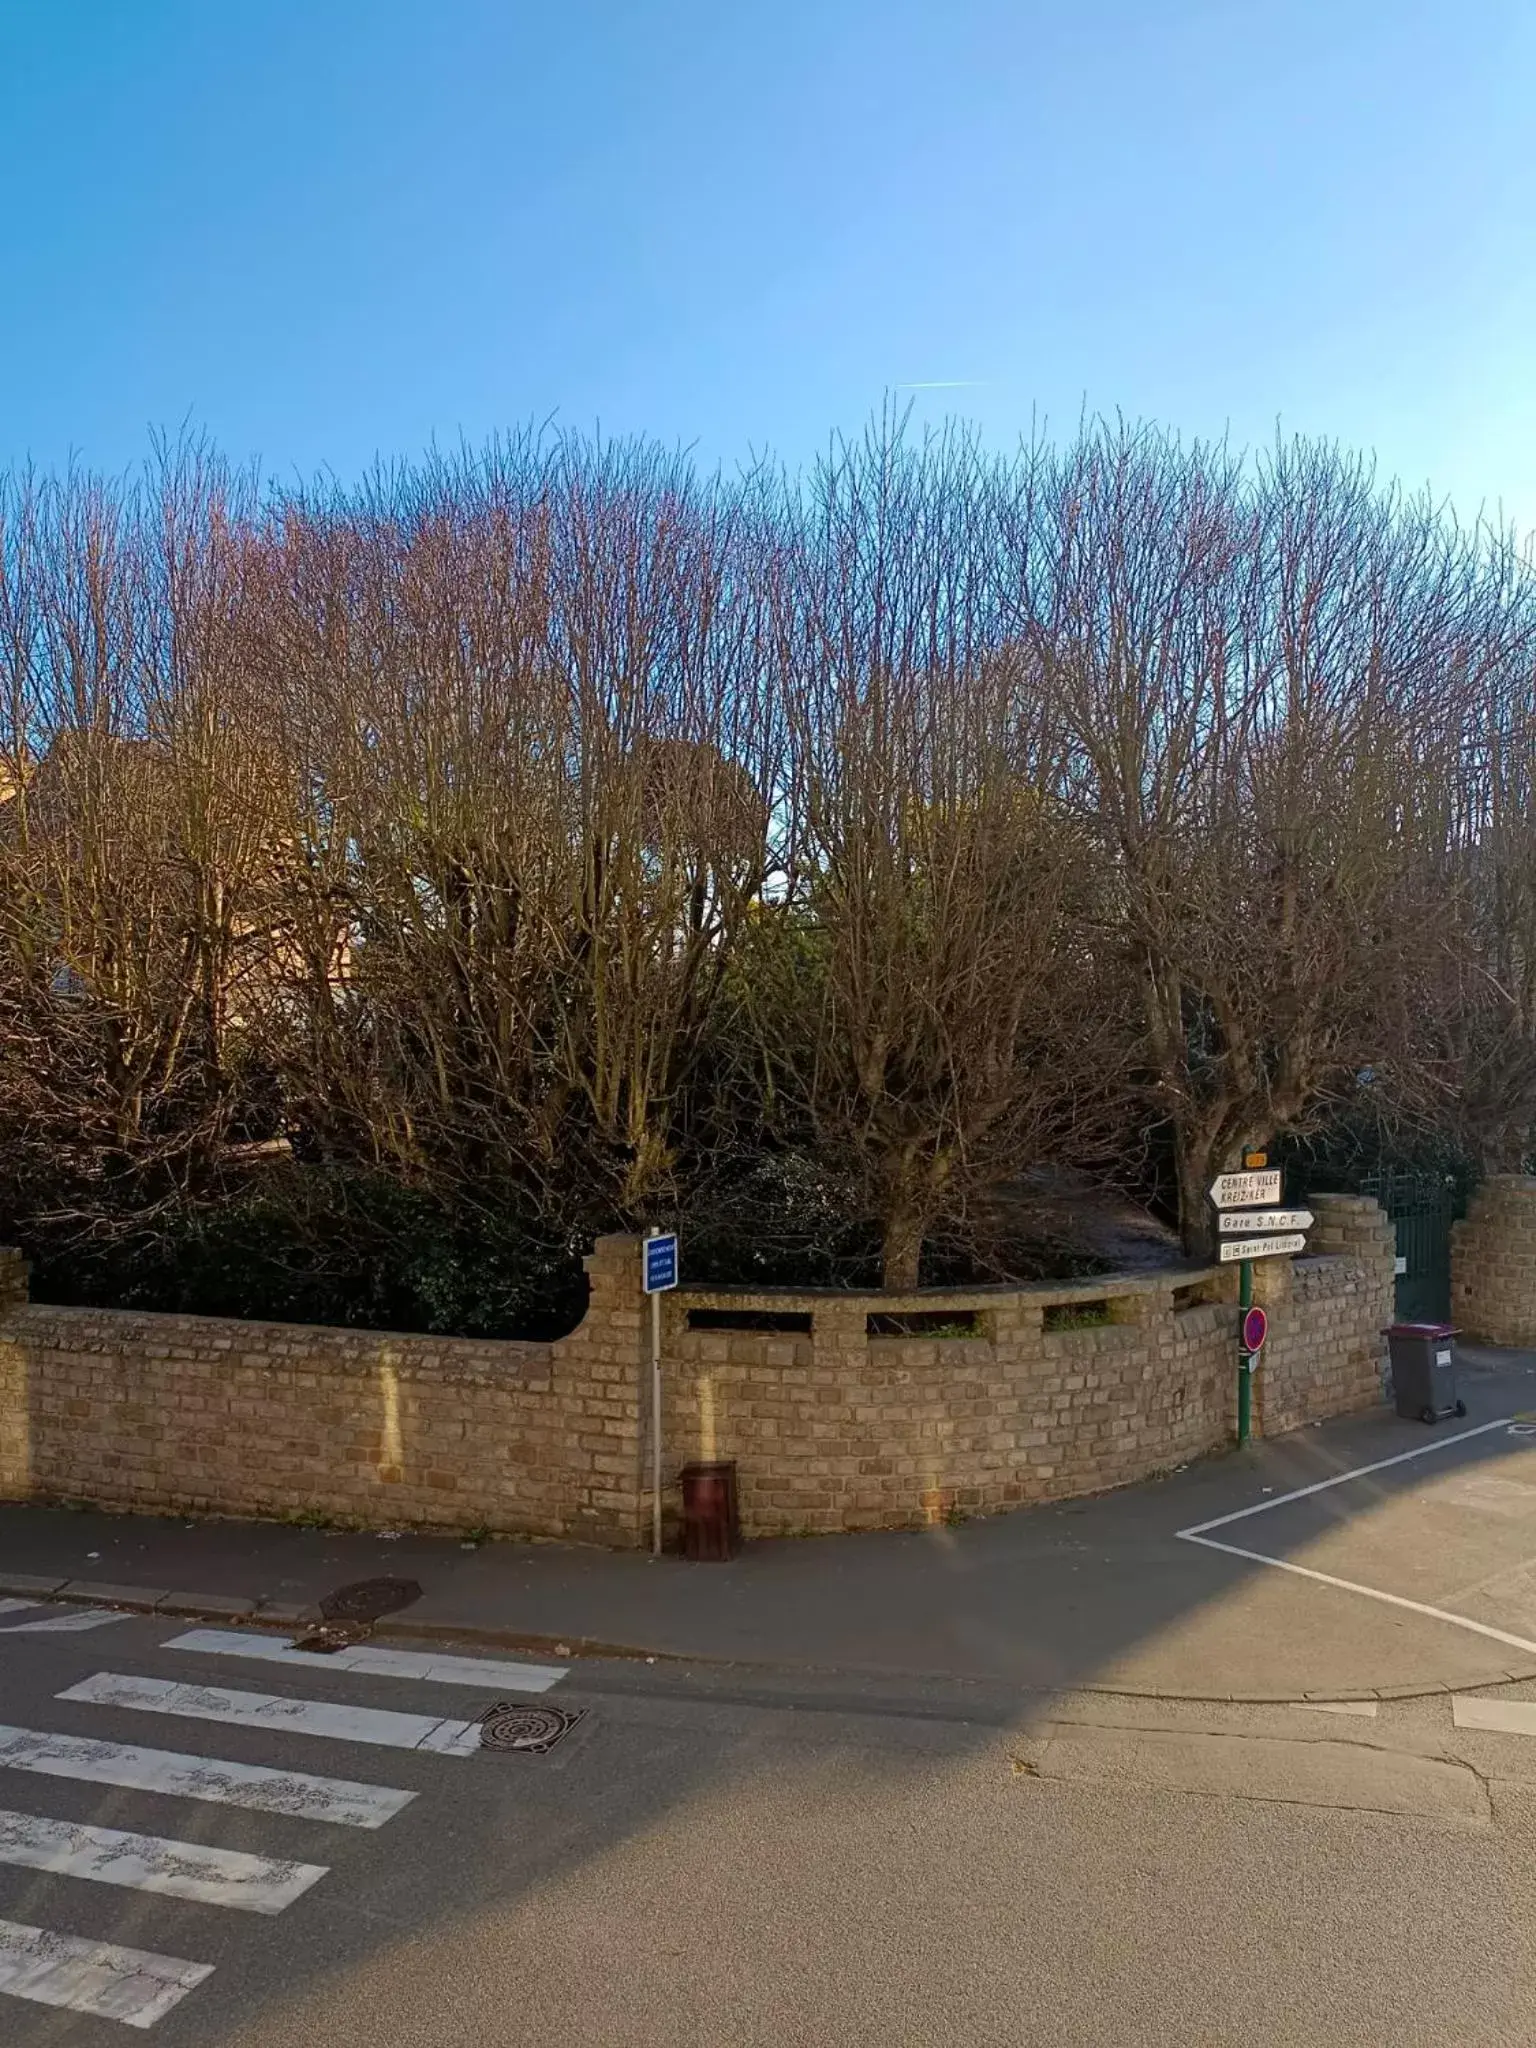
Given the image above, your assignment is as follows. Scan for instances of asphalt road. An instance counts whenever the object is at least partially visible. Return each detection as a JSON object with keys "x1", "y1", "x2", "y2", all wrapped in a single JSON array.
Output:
[{"x1": 3, "y1": 1606, "x2": 1536, "y2": 2045}]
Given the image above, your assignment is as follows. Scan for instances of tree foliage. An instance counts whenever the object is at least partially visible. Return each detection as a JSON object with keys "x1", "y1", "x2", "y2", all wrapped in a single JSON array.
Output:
[{"x1": 1, "y1": 416, "x2": 1532, "y2": 1323}]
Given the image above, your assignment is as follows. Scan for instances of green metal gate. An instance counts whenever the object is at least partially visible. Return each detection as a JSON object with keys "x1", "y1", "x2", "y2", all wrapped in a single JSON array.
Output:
[{"x1": 1360, "y1": 1169, "x2": 1458, "y2": 1322}]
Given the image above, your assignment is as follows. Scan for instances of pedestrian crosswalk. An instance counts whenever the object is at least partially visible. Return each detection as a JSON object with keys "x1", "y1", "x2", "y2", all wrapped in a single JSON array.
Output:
[
  {"x1": 0, "y1": 1608, "x2": 571, "y2": 2028},
  {"x1": 1452, "y1": 1694, "x2": 1536, "y2": 1737},
  {"x1": 164, "y1": 1626, "x2": 570, "y2": 1691},
  {"x1": 0, "y1": 1724, "x2": 415, "y2": 1827},
  {"x1": 0, "y1": 1918, "x2": 213, "y2": 2029},
  {"x1": 61, "y1": 1671, "x2": 488, "y2": 1754},
  {"x1": 0, "y1": 1605, "x2": 130, "y2": 1636},
  {"x1": 0, "y1": 1808, "x2": 329, "y2": 1913}
]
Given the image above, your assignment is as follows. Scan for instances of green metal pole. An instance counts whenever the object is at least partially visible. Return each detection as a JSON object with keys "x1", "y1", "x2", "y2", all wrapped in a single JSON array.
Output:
[{"x1": 1237, "y1": 1256, "x2": 1253, "y2": 1446}]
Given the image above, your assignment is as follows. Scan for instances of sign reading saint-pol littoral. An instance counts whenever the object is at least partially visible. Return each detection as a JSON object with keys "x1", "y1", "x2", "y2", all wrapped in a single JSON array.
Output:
[{"x1": 1218, "y1": 1231, "x2": 1307, "y2": 1263}]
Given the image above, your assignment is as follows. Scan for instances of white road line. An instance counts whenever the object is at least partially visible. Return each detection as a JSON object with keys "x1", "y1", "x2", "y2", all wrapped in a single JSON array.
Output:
[
  {"x1": 59, "y1": 1672, "x2": 482, "y2": 1756},
  {"x1": 1297, "y1": 1699, "x2": 1379, "y2": 1718},
  {"x1": 1176, "y1": 1418, "x2": 1516, "y2": 1538},
  {"x1": 1184, "y1": 1532, "x2": 1536, "y2": 1660},
  {"x1": 0, "y1": 1809, "x2": 326, "y2": 1914},
  {"x1": 167, "y1": 1627, "x2": 567, "y2": 1693},
  {"x1": 0, "y1": 1600, "x2": 42, "y2": 1619},
  {"x1": 1, "y1": 1608, "x2": 130, "y2": 1636},
  {"x1": 0, "y1": 1723, "x2": 415, "y2": 1829},
  {"x1": 0, "y1": 1916, "x2": 212, "y2": 2029},
  {"x1": 1453, "y1": 1696, "x2": 1536, "y2": 1738}
]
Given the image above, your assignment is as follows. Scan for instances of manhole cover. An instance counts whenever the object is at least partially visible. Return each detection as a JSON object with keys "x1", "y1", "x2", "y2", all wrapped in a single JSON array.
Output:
[
  {"x1": 318, "y1": 1577, "x2": 423, "y2": 1623},
  {"x1": 479, "y1": 1702, "x2": 586, "y2": 1754}
]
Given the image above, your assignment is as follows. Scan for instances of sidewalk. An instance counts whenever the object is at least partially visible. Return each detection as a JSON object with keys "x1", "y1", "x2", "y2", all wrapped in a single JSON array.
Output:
[{"x1": 5, "y1": 1348, "x2": 1536, "y2": 1703}]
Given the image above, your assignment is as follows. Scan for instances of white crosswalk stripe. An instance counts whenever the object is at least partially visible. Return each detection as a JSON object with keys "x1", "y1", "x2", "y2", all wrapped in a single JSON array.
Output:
[
  {"x1": 1, "y1": 1608, "x2": 130, "y2": 1636},
  {"x1": 0, "y1": 1722, "x2": 415, "y2": 1828},
  {"x1": 1, "y1": 1631, "x2": 504, "y2": 2025},
  {"x1": 166, "y1": 1626, "x2": 568, "y2": 1692},
  {"x1": 0, "y1": 1917, "x2": 212, "y2": 2028},
  {"x1": 59, "y1": 1670, "x2": 484, "y2": 1754},
  {"x1": 0, "y1": 1600, "x2": 42, "y2": 1619},
  {"x1": 1452, "y1": 1695, "x2": 1536, "y2": 1737},
  {"x1": 0, "y1": 1808, "x2": 328, "y2": 1913}
]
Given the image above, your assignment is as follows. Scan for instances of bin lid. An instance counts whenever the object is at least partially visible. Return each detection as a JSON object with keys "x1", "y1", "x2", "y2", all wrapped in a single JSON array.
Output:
[{"x1": 1383, "y1": 1322, "x2": 1459, "y2": 1337}]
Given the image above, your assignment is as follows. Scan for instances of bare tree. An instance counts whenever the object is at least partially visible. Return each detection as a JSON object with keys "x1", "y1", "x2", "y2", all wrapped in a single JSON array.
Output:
[
  {"x1": 738, "y1": 417, "x2": 1122, "y2": 1287},
  {"x1": 1016, "y1": 423, "x2": 1506, "y2": 1253}
]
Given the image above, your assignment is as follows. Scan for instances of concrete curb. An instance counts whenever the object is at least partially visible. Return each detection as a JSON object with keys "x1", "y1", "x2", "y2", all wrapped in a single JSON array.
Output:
[{"x1": 6, "y1": 1572, "x2": 1536, "y2": 1706}]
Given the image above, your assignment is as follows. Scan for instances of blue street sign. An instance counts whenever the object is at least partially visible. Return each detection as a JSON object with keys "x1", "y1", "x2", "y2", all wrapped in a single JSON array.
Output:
[{"x1": 643, "y1": 1233, "x2": 679, "y2": 1293}]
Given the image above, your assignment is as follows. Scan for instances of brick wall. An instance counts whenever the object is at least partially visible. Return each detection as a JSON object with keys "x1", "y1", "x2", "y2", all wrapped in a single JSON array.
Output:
[
  {"x1": 1255, "y1": 1194, "x2": 1397, "y2": 1432},
  {"x1": 1453, "y1": 1175, "x2": 1536, "y2": 1346},
  {"x1": 0, "y1": 1213, "x2": 1394, "y2": 1545},
  {"x1": 661, "y1": 1218, "x2": 1392, "y2": 1538},
  {"x1": 0, "y1": 1235, "x2": 645, "y2": 1546},
  {"x1": 0, "y1": 1247, "x2": 26, "y2": 1315}
]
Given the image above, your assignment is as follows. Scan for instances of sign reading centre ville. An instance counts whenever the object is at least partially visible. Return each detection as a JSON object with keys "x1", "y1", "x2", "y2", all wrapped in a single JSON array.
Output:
[{"x1": 1209, "y1": 1169, "x2": 1282, "y2": 1210}]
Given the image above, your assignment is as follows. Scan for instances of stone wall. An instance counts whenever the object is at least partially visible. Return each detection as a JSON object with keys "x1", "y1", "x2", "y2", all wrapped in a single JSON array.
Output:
[
  {"x1": 1453, "y1": 1175, "x2": 1536, "y2": 1346},
  {"x1": 0, "y1": 1236, "x2": 645, "y2": 1546},
  {"x1": 0, "y1": 1247, "x2": 26, "y2": 1315},
  {"x1": 663, "y1": 1207, "x2": 1393, "y2": 1538},
  {"x1": 1255, "y1": 1192, "x2": 1399, "y2": 1429},
  {"x1": 0, "y1": 1208, "x2": 1395, "y2": 1545},
  {"x1": 664, "y1": 1272, "x2": 1234, "y2": 1536},
  {"x1": 1252, "y1": 1195, "x2": 1397, "y2": 1432}
]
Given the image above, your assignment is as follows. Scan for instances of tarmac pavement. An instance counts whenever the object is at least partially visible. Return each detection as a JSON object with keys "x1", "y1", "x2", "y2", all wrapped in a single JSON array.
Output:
[{"x1": 3, "y1": 1601, "x2": 1536, "y2": 2042}]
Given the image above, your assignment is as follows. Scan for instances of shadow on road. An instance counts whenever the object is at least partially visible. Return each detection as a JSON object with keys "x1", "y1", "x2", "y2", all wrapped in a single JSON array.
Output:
[{"x1": 4, "y1": 1345, "x2": 1536, "y2": 2042}]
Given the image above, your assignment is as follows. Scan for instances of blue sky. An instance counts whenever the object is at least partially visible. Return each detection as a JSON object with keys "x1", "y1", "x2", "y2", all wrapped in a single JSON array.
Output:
[{"x1": 4, "y1": 1, "x2": 1534, "y2": 532}]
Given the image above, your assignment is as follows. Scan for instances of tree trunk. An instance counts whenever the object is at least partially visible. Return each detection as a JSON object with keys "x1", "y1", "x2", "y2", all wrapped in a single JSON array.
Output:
[
  {"x1": 1176, "y1": 1119, "x2": 1272, "y2": 1261},
  {"x1": 880, "y1": 1205, "x2": 923, "y2": 1291},
  {"x1": 1175, "y1": 1136, "x2": 1219, "y2": 1262}
]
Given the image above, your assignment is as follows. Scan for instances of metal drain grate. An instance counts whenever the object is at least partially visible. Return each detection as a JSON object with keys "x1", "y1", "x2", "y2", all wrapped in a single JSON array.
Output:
[
  {"x1": 479, "y1": 1702, "x2": 586, "y2": 1754},
  {"x1": 318, "y1": 1577, "x2": 423, "y2": 1624}
]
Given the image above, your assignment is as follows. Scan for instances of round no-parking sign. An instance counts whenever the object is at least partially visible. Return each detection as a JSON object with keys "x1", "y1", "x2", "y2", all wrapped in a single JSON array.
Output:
[{"x1": 1242, "y1": 1305, "x2": 1268, "y2": 1354}]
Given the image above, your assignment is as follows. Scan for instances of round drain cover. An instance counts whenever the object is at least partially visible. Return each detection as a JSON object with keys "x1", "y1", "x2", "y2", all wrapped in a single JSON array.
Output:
[
  {"x1": 479, "y1": 1702, "x2": 585, "y2": 1754},
  {"x1": 318, "y1": 1577, "x2": 423, "y2": 1623}
]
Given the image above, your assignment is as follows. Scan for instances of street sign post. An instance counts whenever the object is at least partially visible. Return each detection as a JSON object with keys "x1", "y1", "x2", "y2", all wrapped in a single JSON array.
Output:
[
  {"x1": 642, "y1": 1232, "x2": 680, "y2": 1556},
  {"x1": 1218, "y1": 1232, "x2": 1308, "y2": 1263},
  {"x1": 1217, "y1": 1208, "x2": 1313, "y2": 1235},
  {"x1": 1209, "y1": 1166, "x2": 1304, "y2": 1449}
]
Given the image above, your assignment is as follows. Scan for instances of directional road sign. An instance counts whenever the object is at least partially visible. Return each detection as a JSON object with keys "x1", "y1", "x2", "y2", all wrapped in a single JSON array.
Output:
[
  {"x1": 643, "y1": 1233, "x2": 679, "y2": 1293},
  {"x1": 1209, "y1": 1170, "x2": 1282, "y2": 1209},
  {"x1": 1217, "y1": 1208, "x2": 1313, "y2": 1235},
  {"x1": 1219, "y1": 1232, "x2": 1306, "y2": 1263}
]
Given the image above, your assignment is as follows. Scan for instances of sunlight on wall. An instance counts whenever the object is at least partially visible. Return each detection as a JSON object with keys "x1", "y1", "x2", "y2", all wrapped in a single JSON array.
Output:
[
  {"x1": 378, "y1": 1359, "x2": 404, "y2": 1483},
  {"x1": 0, "y1": 1339, "x2": 29, "y2": 1497},
  {"x1": 697, "y1": 1374, "x2": 717, "y2": 1462}
]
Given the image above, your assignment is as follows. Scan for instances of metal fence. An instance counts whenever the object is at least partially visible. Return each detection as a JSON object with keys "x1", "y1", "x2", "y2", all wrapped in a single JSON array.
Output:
[{"x1": 1359, "y1": 1168, "x2": 1461, "y2": 1322}]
